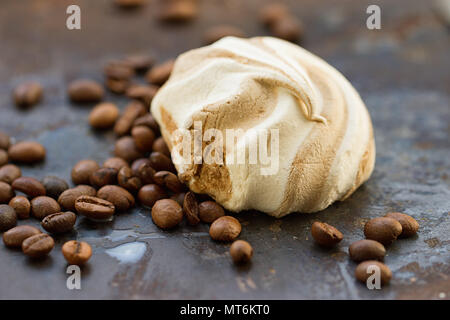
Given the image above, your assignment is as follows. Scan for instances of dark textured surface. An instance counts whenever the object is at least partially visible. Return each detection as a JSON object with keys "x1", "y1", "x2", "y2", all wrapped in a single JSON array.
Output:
[{"x1": 0, "y1": 0, "x2": 449, "y2": 300}]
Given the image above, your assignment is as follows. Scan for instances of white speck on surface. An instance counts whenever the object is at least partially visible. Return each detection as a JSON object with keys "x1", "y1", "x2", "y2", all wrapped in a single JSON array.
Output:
[{"x1": 105, "y1": 242, "x2": 147, "y2": 264}]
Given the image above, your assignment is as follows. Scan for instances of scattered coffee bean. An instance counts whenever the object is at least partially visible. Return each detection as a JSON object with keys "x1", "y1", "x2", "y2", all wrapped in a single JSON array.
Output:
[
  {"x1": 62, "y1": 240, "x2": 92, "y2": 265},
  {"x1": 260, "y1": 3, "x2": 288, "y2": 26},
  {"x1": 22, "y1": 233, "x2": 54, "y2": 258},
  {"x1": 0, "y1": 204, "x2": 17, "y2": 231},
  {"x1": 230, "y1": 240, "x2": 253, "y2": 264},
  {"x1": 9, "y1": 196, "x2": 31, "y2": 219},
  {"x1": 0, "y1": 181, "x2": 15, "y2": 204},
  {"x1": 311, "y1": 221, "x2": 343, "y2": 247},
  {"x1": 8, "y1": 141, "x2": 46, "y2": 163},
  {"x1": 71, "y1": 159, "x2": 100, "y2": 185},
  {"x1": 124, "y1": 54, "x2": 154, "y2": 72},
  {"x1": 103, "y1": 157, "x2": 129, "y2": 171},
  {"x1": 118, "y1": 166, "x2": 142, "y2": 193},
  {"x1": 126, "y1": 84, "x2": 158, "y2": 106},
  {"x1": 58, "y1": 185, "x2": 97, "y2": 211},
  {"x1": 158, "y1": 0, "x2": 197, "y2": 23},
  {"x1": 198, "y1": 201, "x2": 225, "y2": 223},
  {"x1": 97, "y1": 185, "x2": 135, "y2": 212},
  {"x1": 152, "y1": 137, "x2": 170, "y2": 157},
  {"x1": 136, "y1": 162, "x2": 156, "y2": 185},
  {"x1": 384, "y1": 212, "x2": 419, "y2": 238},
  {"x1": 115, "y1": 0, "x2": 146, "y2": 9},
  {"x1": 0, "y1": 164, "x2": 21, "y2": 184},
  {"x1": 209, "y1": 216, "x2": 241, "y2": 242},
  {"x1": 138, "y1": 184, "x2": 167, "y2": 207},
  {"x1": 68, "y1": 79, "x2": 104, "y2": 103},
  {"x1": 114, "y1": 136, "x2": 144, "y2": 163},
  {"x1": 133, "y1": 114, "x2": 160, "y2": 136},
  {"x1": 114, "y1": 100, "x2": 147, "y2": 136},
  {"x1": 41, "y1": 176, "x2": 69, "y2": 199},
  {"x1": 149, "y1": 151, "x2": 175, "y2": 172},
  {"x1": 271, "y1": 17, "x2": 303, "y2": 42},
  {"x1": 349, "y1": 239, "x2": 386, "y2": 262},
  {"x1": 31, "y1": 196, "x2": 61, "y2": 220},
  {"x1": 131, "y1": 158, "x2": 151, "y2": 176},
  {"x1": 75, "y1": 195, "x2": 115, "y2": 220},
  {"x1": 132, "y1": 125, "x2": 155, "y2": 152},
  {"x1": 104, "y1": 60, "x2": 134, "y2": 81},
  {"x1": 204, "y1": 25, "x2": 245, "y2": 44},
  {"x1": 171, "y1": 192, "x2": 186, "y2": 206},
  {"x1": 89, "y1": 167, "x2": 118, "y2": 189},
  {"x1": 146, "y1": 60, "x2": 175, "y2": 85},
  {"x1": 12, "y1": 177, "x2": 46, "y2": 198},
  {"x1": 13, "y1": 82, "x2": 43, "y2": 108},
  {"x1": 0, "y1": 131, "x2": 11, "y2": 150},
  {"x1": 183, "y1": 192, "x2": 199, "y2": 225},
  {"x1": 41, "y1": 211, "x2": 76, "y2": 234},
  {"x1": 153, "y1": 171, "x2": 184, "y2": 193},
  {"x1": 151, "y1": 199, "x2": 183, "y2": 229},
  {"x1": 89, "y1": 102, "x2": 120, "y2": 129},
  {"x1": 364, "y1": 217, "x2": 402, "y2": 245},
  {"x1": 3, "y1": 225, "x2": 41, "y2": 248},
  {"x1": 355, "y1": 260, "x2": 392, "y2": 285},
  {"x1": 0, "y1": 150, "x2": 8, "y2": 166},
  {"x1": 106, "y1": 78, "x2": 129, "y2": 94}
]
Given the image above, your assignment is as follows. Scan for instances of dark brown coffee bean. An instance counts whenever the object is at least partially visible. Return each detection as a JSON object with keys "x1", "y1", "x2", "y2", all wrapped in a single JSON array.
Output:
[
  {"x1": 158, "y1": 0, "x2": 197, "y2": 23},
  {"x1": 0, "y1": 131, "x2": 11, "y2": 150},
  {"x1": 117, "y1": 166, "x2": 142, "y2": 193},
  {"x1": 12, "y1": 177, "x2": 46, "y2": 198},
  {"x1": 230, "y1": 240, "x2": 253, "y2": 264},
  {"x1": 62, "y1": 240, "x2": 92, "y2": 265},
  {"x1": 126, "y1": 84, "x2": 158, "y2": 106},
  {"x1": 204, "y1": 25, "x2": 245, "y2": 44},
  {"x1": 131, "y1": 158, "x2": 151, "y2": 175},
  {"x1": 41, "y1": 176, "x2": 69, "y2": 199},
  {"x1": 152, "y1": 137, "x2": 170, "y2": 157},
  {"x1": 183, "y1": 192, "x2": 199, "y2": 225},
  {"x1": 0, "y1": 181, "x2": 15, "y2": 204},
  {"x1": 384, "y1": 212, "x2": 419, "y2": 238},
  {"x1": 103, "y1": 157, "x2": 129, "y2": 171},
  {"x1": 31, "y1": 196, "x2": 61, "y2": 220},
  {"x1": 198, "y1": 201, "x2": 225, "y2": 223},
  {"x1": 260, "y1": 3, "x2": 289, "y2": 26},
  {"x1": 311, "y1": 221, "x2": 343, "y2": 247},
  {"x1": 364, "y1": 217, "x2": 402, "y2": 245},
  {"x1": 8, "y1": 141, "x2": 46, "y2": 163},
  {"x1": 114, "y1": 136, "x2": 144, "y2": 163},
  {"x1": 149, "y1": 152, "x2": 175, "y2": 172},
  {"x1": 97, "y1": 185, "x2": 135, "y2": 212},
  {"x1": 104, "y1": 60, "x2": 134, "y2": 81},
  {"x1": 22, "y1": 233, "x2": 54, "y2": 258},
  {"x1": 2, "y1": 225, "x2": 41, "y2": 248},
  {"x1": 349, "y1": 239, "x2": 386, "y2": 262},
  {"x1": 75, "y1": 195, "x2": 115, "y2": 220},
  {"x1": 71, "y1": 159, "x2": 100, "y2": 185},
  {"x1": 89, "y1": 102, "x2": 120, "y2": 129},
  {"x1": 151, "y1": 199, "x2": 183, "y2": 229},
  {"x1": 132, "y1": 126, "x2": 155, "y2": 152},
  {"x1": 209, "y1": 216, "x2": 241, "y2": 242},
  {"x1": 13, "y1": 82, "x2": 43, "y2": 108},
  {"x1": 133, "y1": 114, "x2": 160, "y2": 136},
  {"x1": 0, "y1": 164, "x2": 21, "y2": 184},
  {"x1": 41, "y1": 211, "x2": 76, "y2": 234},
  {"x1": 136, "y1": 162, "x2": 156, "y2": 185},
  {"x1": 114, "y1": 101, "x2": 147, "y2": 136},
  {"x1": 9, "y1": 196, "x2": 31, "y2": 219},
  {"x1": 0, "y1": 150, "x2": 8, "y2": 166},
  {"x1": 153, "y1": 171, "x2": 184, "y2": 193},
  {"x1": 146, "y1": 60, "x2": 175, "y2": 85},
  {"x1": 355, "y1": 260, "x2": 392, "y2": 285},
  {"x1": 115, "y1": 0, "x2": 145, "y2": 9},
  {"x1": 0, "y1": 204, "x2": 17, "y2": 231},
  {"x1": 105, "y1": 78, "x2": 129, "y2": 94},
  {"x1": 58, "y1": 185, "x2": 97, "y2": 211},
  {"x1": 89, "y1": 168, "x2": 118, "y2": 189},
  {"x1": 124, "y1": 54, "x2": 154, "y2": 72},
  {"x1": 170, "y1": 192, "x2": 186, "y2": 206},
  {"x1": 68, "y1": 79, "x2": 104, "y2": 103},
  {"x1": 271, "y1": 17, "x2": 303, "y2": 43},
  {"x1": 138, "y1": 184, "x2": 166, "y2": 207}
]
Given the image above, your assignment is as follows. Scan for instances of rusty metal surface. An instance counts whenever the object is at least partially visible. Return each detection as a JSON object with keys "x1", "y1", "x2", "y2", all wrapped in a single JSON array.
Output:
[{"x1": 0, "y1": 0, "x2": 449, "y2": 300}]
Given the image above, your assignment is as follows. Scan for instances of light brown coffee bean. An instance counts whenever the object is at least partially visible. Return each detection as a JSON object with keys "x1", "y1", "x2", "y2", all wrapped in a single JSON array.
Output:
[
  {"x1": 104, "y1": 60, "x2": 134, "y2": 81},
  {"x1": 105, "y1": 78, "x2": 129, "y2": 94},
  {"x1": 126, "y1": 84, "x2": 158, "y2": 106},
  {"x1": 0, "y1": 131, "x2": 11, "y2": 150},
  {"x1": 153, "y1": 171, "x2": 184, "y2": 193},
  {"x1": 0, "y1": 181, "x2": 15, "y2": 204},
  {"x1": 152, "y1": 137, "x2": 170, "y2": 157},
  {"x1": 198, "y1": 201, "x2": 225, "y2": 224},
  {"x1": 89, "y1": 102, "x2": 120, "y2": 129},
  {"x1": 151, "y1": 199, "x2": 183, "y2": 229},
  {"x1": 75, "y1": 195, "x2": 115, "y2": 220},
  {"x1": 8, "y1": 141, "x2": 46, "y2": 163},
  {"x1": 103, "y1": 157, "x2": 129, "y2": 171},
  {"x1": 0, "y1": 164, "x2": 21, "y2": 184},
  {"x1": 149, "y1": 152, "x2": 175, "y2": 172},
  {"x1": 146, "y1": 60, "x2": 175, "y2": 85},
  {"x1": 355, "y1": 260, "x2": 392, "y2": 285},
  {"x1": 364, "y1": 217, "x2": 402, "y2": 245},
  {"x1": 136, "y1": 162, "x2": 156, "y2": 185},
  {"x1": 114, "y1": 136, "x2": 144, "y2": 163},
  {"x1": 0, "y1": 150, "x2": 8, "y2": 166},
  {"x1": 260, "y1": 3, "x2": 289, "y2": 26},
  {"x1": 204, "y1": 25, "x2": 245, "y2": 44},
  {"x1": 114, "y1": 101, "x2": 147, "y2": 136},
  {"x1": 0, "y1": 204, "x2": 17, "y2": 231},
  {"x1": 71, "y1": 159, "x2": 100, "y2": 185},
  {"x1": 271, "y1": 17, "x2": 303, "y2": 43},
  {"x1": 131, "y1": 158, "x2": 151, "y2": 175},
  {"x1": 118, "y1": 166, "x2": 142, "y2": 193},
  {"x1": 41, "y1": 176, "x2": 69, "y2": 199},
  {"x1": 13, "y1": 82, "x2": 43, "y2": 108},
  {"x1": 62, "y1": 240, "x2": 92, "y2": 265},
  {"x1": 132, "y1": 126, "x2": 155, "y2": 152},
  {"x1": 58, "y1": 185, "x2": 97, "y2": 211},
  {"x1": 349, "y1": 239, "x2": 386, "y2": 262},
  {"x1": 384, "y1": 212, "x2": 419, "y2": 238},
  {"x1": 171, "y1": 192, "x2": 186, "y2": 206},
  {"x1": 2, "y1": 225, "x2": 41, "y2": 248},
  {"x1": 22, "y1": 233, "x2": 54, "y2": 258},
  {"x1": 41, "y1": 211, "x2": 76, "y2": 234},
  {"x1": 183, "y1": 192, "x2": 199, "y2": 225},
  {"x1": 133, "y1": 114, "x2": 160, "y2": 136},
  {"x1": 68, "y1": 79, "x2": 104, "y2": 103},
  {"x1": 97, "y1": 185, "x2": 135, "y2": 212},
  {"x1": 12, "y1": 177, "x2": 46, "y2": 198},
  {"x1": 89, "y1": 168, "x2": 118, "y2": 189},
  {"x1": 311, "y1": 221, "x2": 343, "y2": 247},
  {"x1": 124, "y1": 54, "x2": 154, "y2": 72},
  {"x1": 31, "y1": 196, "x2": 61, "y2": 220},
  {"x1": 209, "y1": 216, "x2": 241, "y2": 242},
  {"x1": 230, "y1": 240, "x2": 253, "y2": 264},
  {"x1": 158, "y1": 0, "x2": 197, "y2": 23},
  {"x1": 138, "y1": 184, "x2": 166, "y2": 207},
  {"x1": 115, "y1": 0, "x2": 146, "y2": 9},
  {"x1": 9, "y1": 196, "x2": 31, "y2": 219}
]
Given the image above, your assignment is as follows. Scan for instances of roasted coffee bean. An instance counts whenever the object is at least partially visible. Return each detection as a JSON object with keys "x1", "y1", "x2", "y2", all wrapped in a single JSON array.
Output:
[
  {"x1": 131, "y1": 158, "x2": 151, "y2": 175},
  {"x1": 0, "y1": 150, "x2": 8, "y2": 166},
  {"x1": 136, "y1": 162, "x2": 156, "y2": 185},
  {"x1": 104, "y1": 60, "x2": 134, "y2": 81},
  {"x1": 12, "y1": 177, "x2": 46, "y2": 198},
  {"x1": 0, "y1": 182, "x2": 15, "y2": 204},
  {"x1": 198, "y1": 201, "x2": 225, "y2": 223},
  {"x1": 149, "y1": 152, "x2": 175, "y2": 172},
  {"x1": 260, "y1": 3, "x2": 288, "y2": 26},
  {"x1": 171, "y1": 192, "x2": 186, "y2": 206},
  {"x1": 183, "y1": 192, "x2": 199, "y2": 225},
  {"x1": 153, "y1": 171, "x2": 184, "y2": 193},
  {"x1": 364, "y1": 217, "x2": 402, "y2": 245},
  {"x1": 89, "y1": 168, "x2": 118, "y2": 189},
  {"x1": 152, "y1": 137, "x2": 170, "y2": 157},
  {"x1": 0, "y1": 164, "x2": 21, "y2": 184},
  {"x1": 13, "y1": 82, "x2": 43, "y2": 108},
  {"x1": 105, "y1": 78, "x2": 129, "y2": 94},
  {"x1": 384, "y1": 212, "x2": 419, "y2": 238},
  {"x1": 158, "y1": 0, "x2": 197, "y2": 23},
  {"x1": 311, "y1": 221, "x2": 343, "y2": 247},
  {"x1": 31, "y1": 196, "x2": 61, "y2": 220},
  {"x1": 138, "y1": 184, "x2": 166, "y2": 207},
  {"x1": 89, "y1": 102, "x2": 120, "y2": 129},
  {"x1": 22, "y1": 233, "x2": 54, "y2": 258},
  {"x1": 126, "y1": 84, "x2": 158, "y2": 106},
  {"x1": 97, "y1": 185, "x2": 135, "y2": 212},
  {"x1": 132, "y1": 126, "x2": 155, "y2": 152},
  {"x1": 349, "y1": 239, "x2": 386, "y2": 262},
  {"x1": 117, "y1": 166, "x2": 142, "y2": 193},
  {"x1": 133, "y1": 114, "x2": 160, "y2": 136},
  {"x1": 58, "y1": 185, "x2": 97, "y2": 211},
  {"x1": 204, "y1": 25, "x2": 245, "y2": 44},
  {"x1": 124, "y1": 54, "x2": 154, "y2": 72},
  {"x1": 115, "y1": 0, "x2": 145, "y2": 9},
  {"x1": 355, "y1": 260, "x2": 392, "y2": 285},
  {"x1": 8, "y1": 141, "x2": 46, "y2": 163},
  {"x1": 103, "y1": 157, "x2": 129, "y2": 171},
  {"x1": 71, "y1": 159, "x2": 100, "y2": 185},
  {"x1": 151, "y1": 199, "x2": 183, "y2": 229},
  {"x1": 3, "y1": 225, "x2": 41, "y2": 248},
  {"x1": 62, "y1": 240, "x2": 92, "y2": 265},
  {"x1": 0, "y1": 131, "x2": 11, "y2": 150},
  {"x1": 230, "y1": 240, "x2": 253, "y2": 264},
  {"x1": 9, "y1": 196, "x2": 31, "y2": 219},
  {"x1": 0, "y1": 204, "x2": 17, "y2": 231},
  {"x1": 271, "y1": 17, "x2": 303, "y2": 43},
  {"x1": 41, "y1": 176, "x2": 69, "y2": 199},
  {"x1": 146, "y1": 60, "x2": 175, "y2": 85},
  {"x1": 114, "y1": 136, "x2": 144, "y2": 163},
  {"x1": 68, "y1": 79, "x2": 104, "y2": 103},
  {"x1": 41, "y1": 211, "x2": 76, "y2": 234},
  {"x1": 209, "y1": 216, "x2": 241, "y2": 242},
  {"x1": 114, "y1": 101, "x2": 147, "y2": 136},
  {"x1": 75, "y1": 195, "x2": 115, "y2": 220}
]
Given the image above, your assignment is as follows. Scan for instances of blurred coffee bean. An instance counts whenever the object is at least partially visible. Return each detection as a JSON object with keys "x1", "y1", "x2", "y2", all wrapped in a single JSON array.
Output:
[
  {"x1": 13, "y1": 82, "x2": 43, "y2": 108},
  {"x1": 8, "y1": 141, "x2": 46, "y2": 164},
  {"x1": 68, "y1": 79, "x2": 104, "y2": 103},
  {"x1": 89, "y1": 102, "x2": 120, "y2": 129},
  {"x1": 42, "y1": 176, "x2": 69, "y2": 199},
  {"x1": 146, "y1": 60, "x2": 175, "y2": 85}
]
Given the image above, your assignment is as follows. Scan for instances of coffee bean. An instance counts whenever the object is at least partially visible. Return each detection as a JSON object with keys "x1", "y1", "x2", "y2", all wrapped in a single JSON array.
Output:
[
  {"x1": 151, "y1": 199, "x2": 183, "y2": 229},
  {"x1": 0, "y1": 164, "x2": 21, "y2": 184},
  {"x1": 131, "y1": 158, "x2": 151, "y2": 175},
  {"x1": 209, "y1": 216, "x2": 241, "y2": 242},
  {"x1": 12, "y1": 177, "x2": 46, "y2": 198},
  {"x1": 8, "y1": 141, "x2": 46, "y2": 163},
  {"x1": 132, "y1": 125, "x2": 155, "y2": 152},
  {"x1": 75, "y1": 195, "x2": 115, "y2": 220},
  {"x1": 114, "y1": 136, "x2": 144, "y2": 163},
  {"x1": 198, "y1": 201, "x2": 225, "y2": 223},
  {"x1": 62, "y1": 240, "x2": 92, "y2": 265},
  {"x1": 204, "y1": 25, "x2": 245, "y2": 44},
  {"x1": 104, "y1": 60, "x2": 134, "y2": 81},
  {"x1": 146, "y1": 60, "x2": 175, "y2": 85},
  {"x1": 0, "y1": 150, "x2": 8, "y2": 166},
  {"x1": 41, "y1": 176, "x2": 69, "y2": 199},
  {"x1": 349, "y1": 239, "x2": 386, "y2": 262},
  {"x1": 41, "y1": 211, "x2": 76, "y2": 234},
  {"x1": 31, "y1": 196, "x2": 61, "y2": 220},
  {"x1": 0, "y1": 181, "x2": 15, "y2": 204},
  {"x1": 136, "y1": 162, "x2": 156, "y2": 185},
  {"x1": 106, "y1": 78, "x2": 129, "y2": 94},
  {"x1": 3, "y1": 225, "x2": 41, "y2": 248},
  {"x1": 89, "y1": 102, "x2": 120, "y2": 129},
  {"x1": 152, "y1": 137, "x2": 170, "y2": 157},
  {"x1": 58, "y1": 185, "x2": 97, "y2": 211},
  {"x1": 355, "y1": 260, "x2": 392, "y2": 285},
  {"x1": 115, "y1": 0, "x2": 145, "y2": 9},
  {"x1": 124, "y1": 54, "x2": 154, "y2": 72},
  {"x1": 260, "y1": 3, "x2": 289, "y2": 26},
  {"x1": 126, "y1": 84, "x2": 158, "y2": 106},
  {"x1": 114, "y1": 101, "x2": 147, "y2": 136},
  {"x1": 71, "y1": 159, "x2": 100, "y2": 185},
  {"x1": 9, "y1": 196, "x2": 31, "y2": 219},
  {"x1": 133, "y1": 114, "x2": 160, "y2": 136},
  {"x1": 364, "y1": 217, "x2": 402, "y2": 245},
  {"x1": 153, "y1": 171, "x2": 184, "y2": 193},
  {"x1": 118, "y1": 166, "x2": 142, "y2": 193},
  {"x1": 68, "y1": 79, "x2": 104, "y2": 103},
  {"x1": 230, "y1": 240, "x2": 253, "y2": 264},
  {"x1": 22, "y1": 233, "x2": 54, "y2": 258},
  {"x1": 0, "y1": 131, "x2": 11, "y2": 150},
  {"x1": 384, "y1": 212, "x2": 419, "y2": 238},
  {"x1": 171, "y1": 192, "x2": 186, "y2": 206},
  {"x1": 97, "y1": 185, "x2": 135, "y2": 212},
  {"x1": 183, "y1": 192, "x2": 199, "y2": 225},
  {"x1": 0, "y1": 204, "x2": 17, "y2": 231},
  {"x1": 13, "y1": 82, "x2": 43, "y2": 108},
  {"x1": 311, "y1": 221, "x2": 343, "y2": 247},
  {"x1": 103, "y1": 157, "x2": 129, "y2": 171},
  {"x1": 89, "y1": 167, "x2": 118, "y2": 189},
  {"x1": 138, "y1": 184, "x2": 166, "y2": 207},
  {"x1": 271, "y1": 17, "x2": 303, "y2": 43},
  {"x1": 158, "y1": 0, "x2": 197, "y2": 23},
  {"x1": 149, "y1": 152, "x2": 175, "y2": 172}
]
